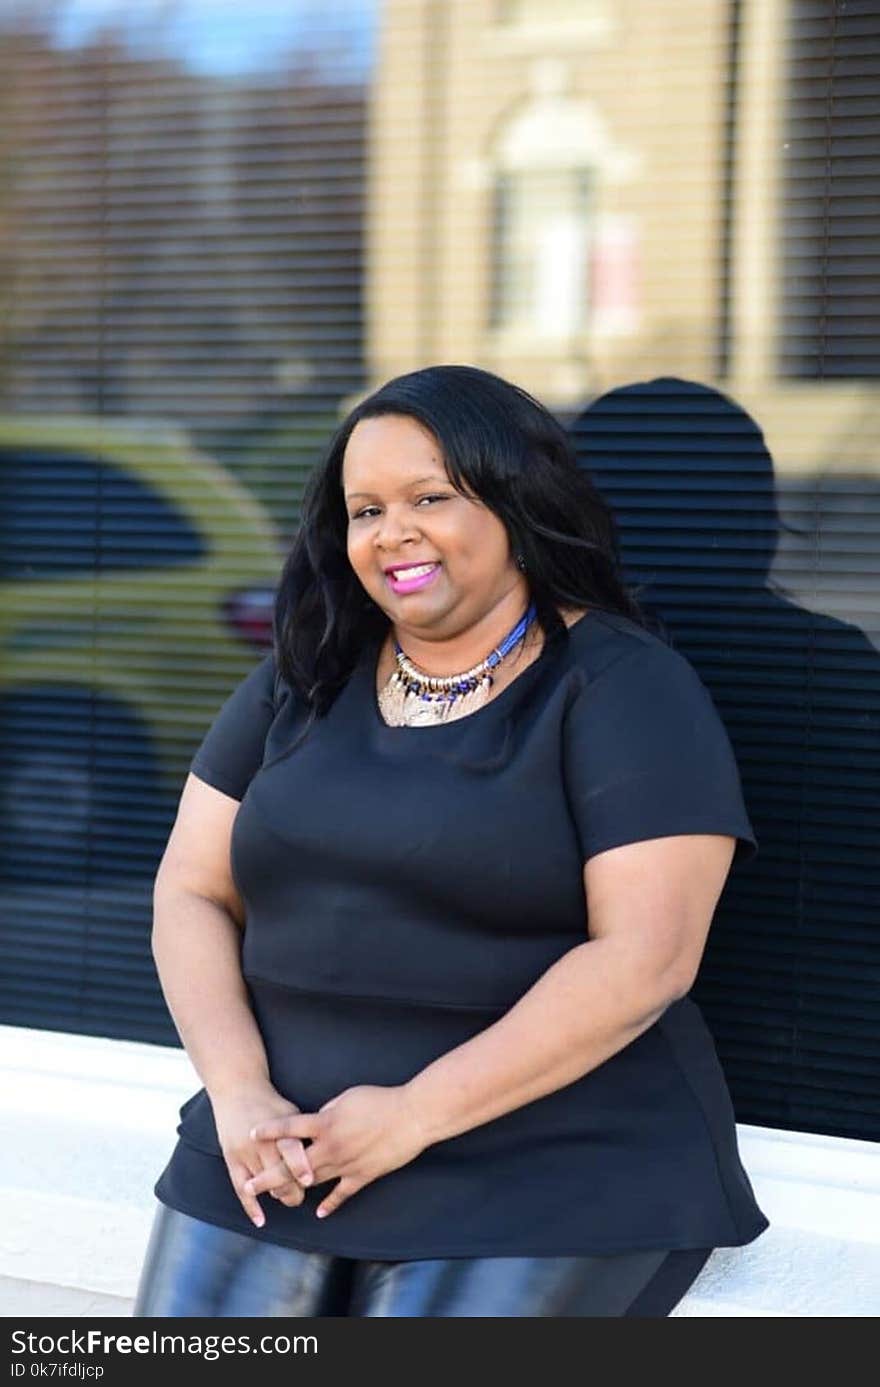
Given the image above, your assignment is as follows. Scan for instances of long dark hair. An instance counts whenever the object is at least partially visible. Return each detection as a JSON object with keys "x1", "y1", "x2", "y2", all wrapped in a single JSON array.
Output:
[{"x1": 274, "y1": 363, "x2": 648, "y2": 736}]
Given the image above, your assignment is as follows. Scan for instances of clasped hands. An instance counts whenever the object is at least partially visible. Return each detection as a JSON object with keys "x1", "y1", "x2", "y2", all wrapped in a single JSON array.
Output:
[{"x1": 212, "y1": 1079, "x2": 430, "y2": 1227}]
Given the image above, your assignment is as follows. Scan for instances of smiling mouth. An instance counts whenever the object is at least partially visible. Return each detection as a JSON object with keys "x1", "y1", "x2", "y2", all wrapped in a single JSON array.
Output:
[
  {"x1": 386, "y1": 563, "x2": 440, "y2": 579},
  {"x1": 384, "y1": 562, "x2": 442, "y2": 593}
]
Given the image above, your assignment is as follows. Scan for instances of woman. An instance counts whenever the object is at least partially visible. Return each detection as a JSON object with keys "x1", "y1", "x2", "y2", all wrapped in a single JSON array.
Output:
[{"x1": 134, "y1": 364, "x2": 769, "y2": 1317}]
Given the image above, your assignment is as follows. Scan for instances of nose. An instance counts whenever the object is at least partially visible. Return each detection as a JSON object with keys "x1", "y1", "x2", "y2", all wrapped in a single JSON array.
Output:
[{"x1": 373, "y1": 504, "x2": 420, "y2": 552}]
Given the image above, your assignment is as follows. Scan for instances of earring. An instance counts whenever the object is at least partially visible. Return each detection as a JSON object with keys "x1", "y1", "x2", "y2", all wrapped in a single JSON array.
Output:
[{"x1": 515, "y1": 553, "x2": 526, "y2": 571}]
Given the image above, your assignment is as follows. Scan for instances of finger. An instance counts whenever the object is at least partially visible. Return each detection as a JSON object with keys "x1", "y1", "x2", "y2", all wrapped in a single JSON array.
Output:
[
  {"x1": 316, "y1": 1176, "x2": 361, "y2": 1220},
  {"x1": 228, "y1": 1158, "x2": 266, "y2": 1229},
  {"x1": 250, "y1": 1113, "x2": 321, "y2": 1143},
  {"x1": 277, "y1": 1137, "x2": 316, "y2": 1187},
  {"x1": 244, "y1": 1158, "x2": 295, "y2": 1197},
  {"x1": 272, "y1": 1181, "x2": 306, "y2": 1207},
  {"x1": 256, "y1": 1136, "x2": 314, "y2": 1187}
]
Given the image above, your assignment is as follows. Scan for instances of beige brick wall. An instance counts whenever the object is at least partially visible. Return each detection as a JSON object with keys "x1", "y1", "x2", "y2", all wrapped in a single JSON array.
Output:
[{"x1": 369, "y1": 0, "x2": 730, "y2": 405}]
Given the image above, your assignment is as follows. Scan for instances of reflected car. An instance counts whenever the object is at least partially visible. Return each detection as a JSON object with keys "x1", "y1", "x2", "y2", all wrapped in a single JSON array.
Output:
[{"x1": 0, "y1": 415, "x2": 284, "y2": 882}]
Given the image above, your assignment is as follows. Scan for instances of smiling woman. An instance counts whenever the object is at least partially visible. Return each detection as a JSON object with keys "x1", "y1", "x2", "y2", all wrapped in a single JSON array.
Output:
[
  {"x1": 137, "y1": 364, "x2": 769, "y2": 1318},
  {"x1": 342, "y1": 409, "x2": 549, "y2": 724},
  {"x1": 342, "y1": 413, "x2": 515, "y2": 636}
]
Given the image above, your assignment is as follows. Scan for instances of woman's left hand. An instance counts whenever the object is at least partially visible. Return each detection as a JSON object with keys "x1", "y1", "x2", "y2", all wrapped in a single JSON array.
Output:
[{"x1": 245, "y1": 1085, "x2": 430, "y2": 1219}]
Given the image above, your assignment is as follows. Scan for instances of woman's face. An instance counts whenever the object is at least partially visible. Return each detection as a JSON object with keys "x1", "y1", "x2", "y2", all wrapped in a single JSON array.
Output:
[{"x1": 342, "y1": 413, "x2": 524, "y2": 639}]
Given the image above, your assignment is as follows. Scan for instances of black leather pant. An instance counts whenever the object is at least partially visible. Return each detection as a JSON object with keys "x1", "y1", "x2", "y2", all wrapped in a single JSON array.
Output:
[{"x1": 133, "y1": 1204, "x2": 712, "y2": 1317}]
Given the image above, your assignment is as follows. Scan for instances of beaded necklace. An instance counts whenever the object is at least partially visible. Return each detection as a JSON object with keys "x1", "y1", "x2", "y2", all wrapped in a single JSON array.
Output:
[{"x1": 377, "y1": 601, "x2": 539, "y2": 726}]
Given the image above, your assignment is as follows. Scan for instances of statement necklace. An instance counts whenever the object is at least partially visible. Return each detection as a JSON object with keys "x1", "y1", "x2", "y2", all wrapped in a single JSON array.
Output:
[{"x1": 377, "y1": 602, "x2": 539, "y2": 727}]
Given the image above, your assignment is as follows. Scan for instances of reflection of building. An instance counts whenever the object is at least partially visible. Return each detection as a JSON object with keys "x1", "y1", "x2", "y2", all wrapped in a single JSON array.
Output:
[
  {"x1": 369, "y1": 0, "x2": 879, "y2": 473},
  {"x1": 367, "y1": 2, "x2": 880, "y2": 1169},
  {"x1": 0, "y1": 26, "x2": 367, "y2": 484},
  {"x1": 370, "y1": 0, "x2": 735, "y2": 401}
]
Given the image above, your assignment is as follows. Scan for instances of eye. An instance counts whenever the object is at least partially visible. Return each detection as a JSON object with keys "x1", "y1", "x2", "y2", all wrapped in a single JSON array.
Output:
[{"x1": 350, "y1": 494, "x2": 448, "y2": 520}]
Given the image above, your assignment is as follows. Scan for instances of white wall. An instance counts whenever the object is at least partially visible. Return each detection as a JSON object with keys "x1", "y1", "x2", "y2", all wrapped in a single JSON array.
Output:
[{"x1": 1, "y1": 1024, "x2": 878, "y2": 1317}]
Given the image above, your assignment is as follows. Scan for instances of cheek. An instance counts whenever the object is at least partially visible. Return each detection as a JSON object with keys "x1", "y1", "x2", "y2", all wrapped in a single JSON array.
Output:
[
  {"x1": 450, "y1": 521, "x2": 505, "y2": 568},
  {"x1": 434, "y1": 513, "x2": 483, "y2": 555},
  {"x1": 346, "y1": 527, "x2": 371, "y2": 568}
]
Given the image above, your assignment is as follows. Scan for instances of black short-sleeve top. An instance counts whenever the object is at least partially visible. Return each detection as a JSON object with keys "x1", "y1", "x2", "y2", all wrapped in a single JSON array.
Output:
[{"x1": 154, "y1": 608, "x2": 770, "y2": 1258}]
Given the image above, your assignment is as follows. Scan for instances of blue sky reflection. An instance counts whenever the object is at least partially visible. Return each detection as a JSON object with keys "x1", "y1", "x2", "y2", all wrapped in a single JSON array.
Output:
[{"x1": 13, "y1": 0, "x2": 375, "y2": 78}]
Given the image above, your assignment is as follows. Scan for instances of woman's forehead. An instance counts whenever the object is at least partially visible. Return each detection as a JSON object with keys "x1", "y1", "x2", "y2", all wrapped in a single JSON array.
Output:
[
  {"x1": 346, "y1": 412, "x2": 439, "y2": 452},
  {"x1": 342, "y1": 418, "x2": 448, "y2": 489}
]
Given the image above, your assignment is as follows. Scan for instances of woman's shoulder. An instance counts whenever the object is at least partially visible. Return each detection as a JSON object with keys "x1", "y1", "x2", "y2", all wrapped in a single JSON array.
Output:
[
  {"x1": 558, "y1": 607, "x2": 736, "y2": 764},
  {"x1": 556, "y1": 604, "x2": 679, "y2": 681}
]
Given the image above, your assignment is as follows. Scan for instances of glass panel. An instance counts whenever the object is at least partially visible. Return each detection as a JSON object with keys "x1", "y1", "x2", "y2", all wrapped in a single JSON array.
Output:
[
  {"x1": 492, "y1": 168, "x2": 592, "y2": 336},
  {"x1": 0, "y1": 0, "x2": 877, "y2": 1151}
]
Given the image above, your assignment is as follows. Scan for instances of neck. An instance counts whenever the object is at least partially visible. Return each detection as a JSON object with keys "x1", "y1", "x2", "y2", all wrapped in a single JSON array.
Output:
[{"x1": 386, "y1": 586, "x2": 534, "y2": 676}]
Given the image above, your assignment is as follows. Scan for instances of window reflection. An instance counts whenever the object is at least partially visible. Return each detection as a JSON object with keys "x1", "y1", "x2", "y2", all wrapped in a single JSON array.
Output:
[
  {"x1": 0, "y1": 0, "x2": 876, "y2": 1149},
  {"x1": 491, "y1": 167, "x2": 593, "y2": 338}
]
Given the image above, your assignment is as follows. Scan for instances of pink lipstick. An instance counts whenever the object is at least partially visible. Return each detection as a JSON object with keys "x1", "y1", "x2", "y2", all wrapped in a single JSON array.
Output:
[{"x1": 385, "y1": 562, "x2": 442, "y2": 595}]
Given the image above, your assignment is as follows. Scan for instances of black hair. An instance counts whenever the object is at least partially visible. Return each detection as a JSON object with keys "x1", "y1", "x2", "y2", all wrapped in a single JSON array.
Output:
[{"x1": 273, "y1": 363, "x2": 648, "y2": 742}]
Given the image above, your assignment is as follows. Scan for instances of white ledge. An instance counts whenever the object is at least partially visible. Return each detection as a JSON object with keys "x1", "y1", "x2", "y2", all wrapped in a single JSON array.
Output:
[{"x1": 0, "y1": 1024, "x2": 878, "y2": 1317}]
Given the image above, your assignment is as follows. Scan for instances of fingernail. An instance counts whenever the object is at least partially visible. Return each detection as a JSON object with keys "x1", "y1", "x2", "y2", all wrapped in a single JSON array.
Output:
[
  {"x1": 316, "y1": 1208, "x2": 327, "y2": 1218},
  {"x1": 253, "y1": 1213, "x2": 265, "y2": 1227},
  {"x1": 300, "y1": 1171, "x2": 313, "y2": 1187}
]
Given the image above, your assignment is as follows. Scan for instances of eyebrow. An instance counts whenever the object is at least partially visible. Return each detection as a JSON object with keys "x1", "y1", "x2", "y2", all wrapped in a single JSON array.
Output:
[{"x1": 344, "y1": 475, "x2": 450, "y2": 501}]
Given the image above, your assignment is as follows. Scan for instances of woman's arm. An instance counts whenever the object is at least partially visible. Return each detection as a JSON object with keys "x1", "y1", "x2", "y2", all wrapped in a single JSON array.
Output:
[
  {"x1": 152, "y1": 774, "x2": 314, "y2": 1224},
  {"x1": 401, "y1": 831, "x2": 736, "y2": 1146},
  {"x1": 152, "y1": 774, "x2": 270, "y2": 1098}
]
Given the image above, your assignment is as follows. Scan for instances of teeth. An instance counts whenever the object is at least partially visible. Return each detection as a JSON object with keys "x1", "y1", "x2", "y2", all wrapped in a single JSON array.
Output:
[{"x1": 390, "y1": 563, "x2": 437, "y2": 580}]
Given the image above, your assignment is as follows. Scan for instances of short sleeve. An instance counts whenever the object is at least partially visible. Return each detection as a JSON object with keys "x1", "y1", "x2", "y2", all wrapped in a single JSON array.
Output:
[
  {"x1": 188, "y1": 651, "x2": 278, "y2": 801},
  {"x1": 562, "y1": 641, "x2": 758, "y2": 866}
]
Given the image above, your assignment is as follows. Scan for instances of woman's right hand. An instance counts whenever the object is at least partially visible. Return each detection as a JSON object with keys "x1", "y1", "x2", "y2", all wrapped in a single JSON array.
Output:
[{"x1": 209, "y1": 1078, "x2": 315, "y2": 1227}]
